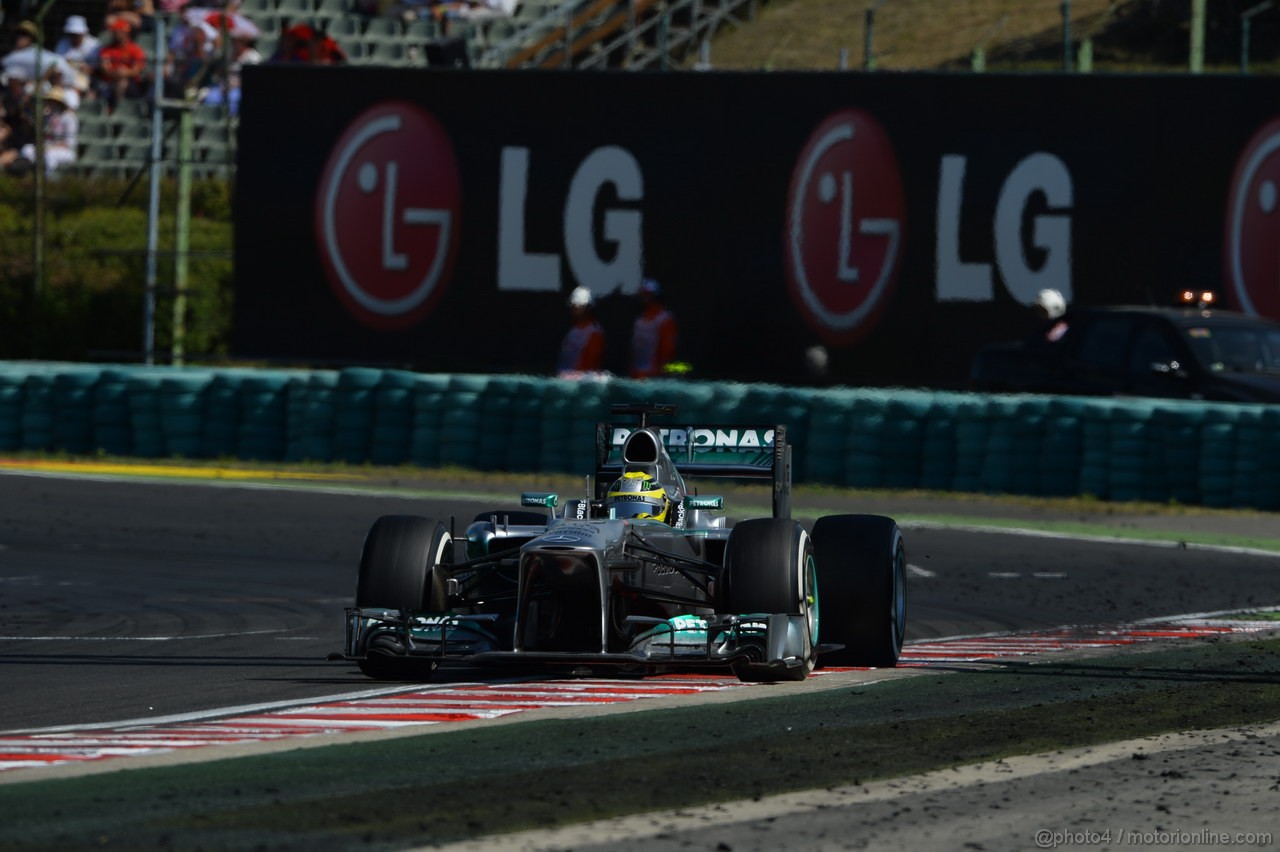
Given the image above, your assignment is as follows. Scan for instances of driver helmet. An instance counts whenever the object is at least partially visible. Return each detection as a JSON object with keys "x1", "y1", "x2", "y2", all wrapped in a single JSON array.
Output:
[{"x1": 606, "y1": 471, "x2": 670, "y2": 523}]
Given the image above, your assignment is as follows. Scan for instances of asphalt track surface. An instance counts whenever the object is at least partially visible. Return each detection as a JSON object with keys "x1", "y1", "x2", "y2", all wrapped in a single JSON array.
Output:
[{"x1": 3, "y1": 471, "x2": 1280, "y2": 734}]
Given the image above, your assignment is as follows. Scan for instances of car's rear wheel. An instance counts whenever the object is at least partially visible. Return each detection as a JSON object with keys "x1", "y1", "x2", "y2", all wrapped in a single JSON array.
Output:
[
  {"x1": 355, "y1": 515, "x2": 452, "y2": 680},
  {"x1": 723, "y1": 518, "x2": 817, "y2": 682},
  {"x1": 812, "y1": 514, "x2": 906, "y2": 667}
]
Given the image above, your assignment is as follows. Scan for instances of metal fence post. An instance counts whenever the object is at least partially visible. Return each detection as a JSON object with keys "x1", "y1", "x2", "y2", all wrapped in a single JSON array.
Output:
[
  {"x1": 1241, "y1": 1, "x2": 1274, "y2": 74},
  {"x1": 659, "y1": 9, "x2": 670, "y2": 70},
  {"x1": 1078, "y1": 37, "x2": 1093, "y2": 72},
  {"x1": 1190, "y1": 0, "x2": 1206, "y2": 73},
  {"x1": 564, "y1": 3, "x2": 574, "y2": 69},
  {"x1": 31, "y1": 0, "x2": 58, "y2": 305},
  {"x1": 694, "y1": 39, "x2": 712, "y2": 70},
  {"x1": 863, "y1": 7, "x2": 875, "y2": 70},
  {"x1": 627, "y1": 0, "x2": 637, "y2": 66},
  {"x1": 143, "y1": 17, "x2": 166, "y2": 365},
  {"x1": 1061, "y1": 0, "x2": 1072, "y2": 71},
  {"x1": 173, "y1": 105, "x2": 193, "y2": 366}
]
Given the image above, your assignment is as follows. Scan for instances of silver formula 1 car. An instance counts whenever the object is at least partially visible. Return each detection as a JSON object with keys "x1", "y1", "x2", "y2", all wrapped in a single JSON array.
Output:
[{"x1": 339, "y1": 403, "x2": 906, "y2": 683}]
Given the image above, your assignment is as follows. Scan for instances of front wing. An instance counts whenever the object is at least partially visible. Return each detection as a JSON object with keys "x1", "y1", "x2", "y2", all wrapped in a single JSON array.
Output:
[{"x1": 341, "y1": 607, "x2": 814, "y2": 678}]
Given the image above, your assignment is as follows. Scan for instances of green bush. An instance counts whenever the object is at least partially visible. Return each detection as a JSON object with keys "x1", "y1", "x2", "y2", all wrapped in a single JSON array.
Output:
[{"x1": 0, "y1": 174, "x2": 233, "y2": 362}]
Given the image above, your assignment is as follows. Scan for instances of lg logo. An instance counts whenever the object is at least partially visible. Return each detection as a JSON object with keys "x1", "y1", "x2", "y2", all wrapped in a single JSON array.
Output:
[
  {"x1": 1224, "y1": 117, "x2": 1280, "y2": 319},
  {"x1": 316, "y1": 104, "x2": 645, "y2": 328},
  {"x1": 785, "y1": 110, "x2": 1075, "y2": 343},
  {"x1": 316, "y1": 102, "x2": 1081, "y2": 338},
  {"x1": 314, "y1": 102, "x2": 461, "y2": 330},
  {"x1": 498, "y1": 146, "x2": 644, "y2": 298},
  {"x1": 784, "y1": 109, "x2": 906, "y2": 345},
  {"x1": 936, "y1": 152, "x2": 1074, "y2": 307}
]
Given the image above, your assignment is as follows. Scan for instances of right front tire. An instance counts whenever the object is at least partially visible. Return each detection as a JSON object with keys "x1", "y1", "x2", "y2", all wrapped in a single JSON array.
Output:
[{"x1": 354, "y1": 515, "x2": 452, "y2": 680}]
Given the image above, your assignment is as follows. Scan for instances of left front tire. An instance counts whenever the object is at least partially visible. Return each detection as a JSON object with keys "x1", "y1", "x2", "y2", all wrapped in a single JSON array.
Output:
[{"x1": 811, "y1": 514, "x2": 906, "y2": 668}]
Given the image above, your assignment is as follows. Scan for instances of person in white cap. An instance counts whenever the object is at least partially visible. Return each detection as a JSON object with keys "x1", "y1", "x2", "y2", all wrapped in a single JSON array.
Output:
[
  {"x1": 1031, "y1": 288, "x2": 1069, "y2": 343},
  {"x1": 1033, "y1": 288, "x2": 1066, "y2": 322},
  {"x1": 557, "y1": 286, "x2": 606, "y2": 378},
  {"x1": 56, "y1": 15, "x2": 101, "y2": 77}
]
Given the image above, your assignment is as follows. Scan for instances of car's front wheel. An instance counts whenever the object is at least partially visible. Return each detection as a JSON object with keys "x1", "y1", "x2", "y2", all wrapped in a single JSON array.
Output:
[
  {"x1": 354, "y1": 514, "x2": 451, "y2": 680},
  {"x1": 723, "y1": 518, "x2": 818, "y2": 682}
]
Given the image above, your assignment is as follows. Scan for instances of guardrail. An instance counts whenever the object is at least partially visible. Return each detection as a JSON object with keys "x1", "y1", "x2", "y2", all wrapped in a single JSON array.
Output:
[{"x1": 1, "y1": 363, "x2": 1277, "y2": 510}]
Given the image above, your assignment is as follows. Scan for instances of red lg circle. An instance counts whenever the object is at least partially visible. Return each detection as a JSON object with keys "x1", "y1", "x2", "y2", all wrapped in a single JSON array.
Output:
[
  {"x1": 1224, "y1": 117, "x2": 1280, "y2": 320},
  {"x1": 315, "y1": 101, "x2": 462, "y2": 330},
  {"x1": 784, "y1": 109, "x2": 906, "y2": 346}
]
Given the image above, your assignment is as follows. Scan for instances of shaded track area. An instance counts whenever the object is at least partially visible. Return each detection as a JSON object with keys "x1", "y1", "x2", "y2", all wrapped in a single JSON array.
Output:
[{"x1": 2, "y1": 472, "x2": 1280, "y2": 733}]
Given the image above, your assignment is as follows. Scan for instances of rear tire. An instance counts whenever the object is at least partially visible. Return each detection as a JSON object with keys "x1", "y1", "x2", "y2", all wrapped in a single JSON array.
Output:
[
  {"x1": 724, "y1": 518, "x2": 818, "y2": 682},
  {"x1": 354, "y1": 515, "x2": 452, "y2": 680},
  {"x1": 812, "y1": 514, "x2": 906, "y2": 668}
]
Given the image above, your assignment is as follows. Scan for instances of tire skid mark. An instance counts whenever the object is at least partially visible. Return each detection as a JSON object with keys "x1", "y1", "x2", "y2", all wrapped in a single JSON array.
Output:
[{"x1": 1, "y1": 619, "x2": 1271, "y2": 774}]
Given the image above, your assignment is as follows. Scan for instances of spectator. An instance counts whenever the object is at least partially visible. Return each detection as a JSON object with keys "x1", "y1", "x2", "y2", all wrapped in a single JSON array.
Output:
[
  {"x1": 55, "y1": 16, "x2": 100, "y2": 89},
  {"x1": 1032, "y1": 288, "x2": 1066, "y2": 324},
  {"x1": 2, "y1": 20, "x2": 76, "y2": 88},
  {"x1": 95, "y1": 18, "x2": 148, "y2": 111},
  {"x1": 105, "y1": 0, "x2": 146, "y2": 35},
  {"x1": 270, "y1": 23, "x2": 347, "y2": 64},
  {"x1": 0, "y1": 68, "x2": 34, "y2": 158},
  {"x1": 438, "y1": 0, "x2": 517, "y2": 24},
  {"x1": 166, "y1": 20, "x2": 222, "y2": 95},
  {"x1": 557, "y1": 286, "x2": 606, "y2": 378},
  {"x1": 1031, "y1": 288, "x2": 1069, "y2": 343},
  {"x1": 630, "y1": 277, "x2": 678, "y2": 379},
  {"x1": 197, "y1": 2, "x2": 261, "y2": 43},
  {"x1": 0, "y1": 92, "x2": 26, "y2": 175},
  {"x1": 201, "y1": 32, "x2": 260, "y2": 115},
  {"x1": 233, "y1": 32, "x2": 263, "y2": 68},
  {"x1": 14, "y1": 85, "x2": 78, "y2": 176}
]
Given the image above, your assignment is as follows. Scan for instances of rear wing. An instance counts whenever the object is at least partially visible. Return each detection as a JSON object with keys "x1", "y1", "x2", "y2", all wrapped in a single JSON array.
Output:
[{"x1": 595, "y1": 404, "x2": 793, "y2": 519}]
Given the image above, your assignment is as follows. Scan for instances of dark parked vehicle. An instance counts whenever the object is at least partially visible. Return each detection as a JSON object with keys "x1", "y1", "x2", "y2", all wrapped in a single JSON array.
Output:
[{"x1": 970, "y1": 306, "x2": 1280, "y2": 403}]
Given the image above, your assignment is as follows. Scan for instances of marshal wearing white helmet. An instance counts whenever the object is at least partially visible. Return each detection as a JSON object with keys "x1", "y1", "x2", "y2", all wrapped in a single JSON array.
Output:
[{"x1": 557, "y1": 286, "x2": 605, "y2": 377}]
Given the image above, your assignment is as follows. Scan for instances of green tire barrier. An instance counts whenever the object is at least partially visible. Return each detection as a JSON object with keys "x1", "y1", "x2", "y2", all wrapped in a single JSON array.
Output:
[
  {"x1": 1, "y1": 361, "x2": 1277, "y2": 511},
  {"x1": 333, "y1": 367, "x2": 382, "y2": 464},
  {"x1": 0, "y1": 370, "x2": 25, "y2": 451},
  {"x1": 409, "y1": 374, "x2": 451, "y2": 469},
  {"x1": 20, "y1": 372, "x2": 56, "y2": 451},
  {"x1": 370, "y1": 370, "x2": 418, "y2": 467},
  {"x1": 52, "y1": 368, "x2": 101, "y2": 454},
  {"x1": 294, "y1": 371, "x2": 339, "y2": 463},
  {"x1": 238, "y1": 373, "x2": 293, "y2": 462},
  {"x1": 93, "y1": 369, "x2": 134, "y2": 456}
]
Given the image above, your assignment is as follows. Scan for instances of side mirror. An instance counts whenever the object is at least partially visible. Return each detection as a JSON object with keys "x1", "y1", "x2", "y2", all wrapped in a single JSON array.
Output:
[
  {"x1": 521, "y1": 492, "x2": 558, "y2": 509},
  {"x1": 684, "y1": 495, "x2": 724, "y2": 510}
]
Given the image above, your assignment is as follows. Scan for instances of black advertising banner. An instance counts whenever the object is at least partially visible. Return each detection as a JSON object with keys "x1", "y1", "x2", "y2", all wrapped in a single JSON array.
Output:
[{"x1": 233, "y1": 68, "x2": 1280, "y2": 387}]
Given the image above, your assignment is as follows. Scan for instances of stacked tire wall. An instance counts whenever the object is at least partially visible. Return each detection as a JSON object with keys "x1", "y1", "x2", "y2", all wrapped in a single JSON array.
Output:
[{"x1": 1, "y1": 362, "x2": 1277, "y2": 511}]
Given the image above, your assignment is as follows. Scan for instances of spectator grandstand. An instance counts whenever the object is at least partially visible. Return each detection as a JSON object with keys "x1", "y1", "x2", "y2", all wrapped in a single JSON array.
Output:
[{"x1": 0, "y1": 0, "x2": 759, "y2": 180}]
